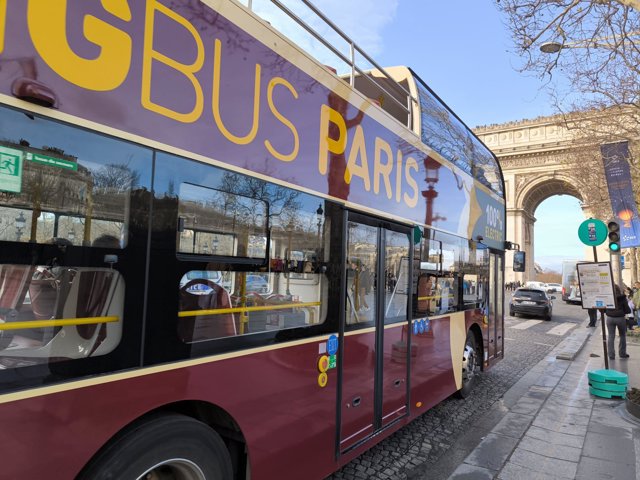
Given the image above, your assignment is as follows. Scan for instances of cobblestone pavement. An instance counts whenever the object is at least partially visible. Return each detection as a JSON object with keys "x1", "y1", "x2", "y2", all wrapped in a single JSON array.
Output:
[{"x1": 327, "y1": 324, "x2": 567, "y2": 480}]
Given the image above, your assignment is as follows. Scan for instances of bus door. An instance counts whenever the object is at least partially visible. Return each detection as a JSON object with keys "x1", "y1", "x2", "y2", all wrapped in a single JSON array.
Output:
[
  {"x1": 487, "y1": 252, "x2": 504, "y2": 360},
  {"x1": 339, "y1": 214, "x2": 412, "y2": 453}
]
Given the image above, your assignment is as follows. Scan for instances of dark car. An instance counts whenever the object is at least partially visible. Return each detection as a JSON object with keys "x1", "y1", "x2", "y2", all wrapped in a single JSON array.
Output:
[
  {"x1": 509, "y1": 288, "x2": 555, "y2": 321},
  {"x1": 245, "y1": 274, "x2": 270, "y2": 294}
]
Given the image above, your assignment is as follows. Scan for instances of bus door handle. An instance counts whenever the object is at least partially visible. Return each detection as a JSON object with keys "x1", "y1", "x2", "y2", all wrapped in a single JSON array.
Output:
[
  {"x1": 347, "y1": 396, "x2": 361, "y2": 408},
  {"x1": 394, "y1": 379, "x2": 404, "y2": 388}
]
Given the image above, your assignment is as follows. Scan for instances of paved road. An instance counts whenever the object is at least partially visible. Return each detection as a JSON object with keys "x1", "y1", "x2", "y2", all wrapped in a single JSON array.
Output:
[{"x1": 327, "y1": 294, "x2": 587, "y2": 480}]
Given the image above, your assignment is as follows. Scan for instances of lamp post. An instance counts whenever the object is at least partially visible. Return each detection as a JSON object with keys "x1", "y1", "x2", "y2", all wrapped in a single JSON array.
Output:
[
  {"x1": 316, "y1": 204, "x2": 324, "y2": 246},
  {"x1": 15, "y1": 212, "x2": 26, "y2": 241},
  {"x1": 422, "y1": 156, "x2": 446, "y2": 228}
]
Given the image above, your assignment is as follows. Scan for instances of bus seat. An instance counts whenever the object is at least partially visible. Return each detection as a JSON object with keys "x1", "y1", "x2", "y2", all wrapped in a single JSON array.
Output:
[
  {"x1": 0, "y1": 264, "x2": 33, "y2": 312},
  {"x1": 9, "y1": 268, "x2": 123, "y2": 359},
  {"x1": 0, "y1": 264, "x2": 34, "y2": 349},
  {"x1": 179, "y1": 279, "x2": 237, "y2": 342},
  {"x1": 28, "y1": 267, "x2": 75, "y2": 321}
]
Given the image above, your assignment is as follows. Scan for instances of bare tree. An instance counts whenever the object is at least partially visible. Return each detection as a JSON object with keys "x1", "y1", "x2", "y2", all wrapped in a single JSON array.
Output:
[
  {"x1": 496, "y1": 0, "x2": 639, "y2": 138},
  {"x1": 498, "y1": 1, "x2": 640, "y2": 248}
]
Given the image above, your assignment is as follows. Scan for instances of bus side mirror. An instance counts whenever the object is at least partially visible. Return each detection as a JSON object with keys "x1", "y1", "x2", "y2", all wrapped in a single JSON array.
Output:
[{"x1": 513, "y1": 251, "x2": 525, "y2": 272}]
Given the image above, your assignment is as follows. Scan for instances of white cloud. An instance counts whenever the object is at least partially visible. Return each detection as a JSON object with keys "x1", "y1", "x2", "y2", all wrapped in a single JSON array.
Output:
[{"x1": 249, "y1": 0, "x2": 398, "y2": 72}]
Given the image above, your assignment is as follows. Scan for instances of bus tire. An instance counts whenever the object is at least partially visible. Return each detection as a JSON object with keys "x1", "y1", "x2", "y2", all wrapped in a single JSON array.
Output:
[
  {"x1": 78, "y1": 413, "x2": 233, "y2": 480},
  {"x1": 457, "y1": 332, "x2": 479, "y2": 399}
]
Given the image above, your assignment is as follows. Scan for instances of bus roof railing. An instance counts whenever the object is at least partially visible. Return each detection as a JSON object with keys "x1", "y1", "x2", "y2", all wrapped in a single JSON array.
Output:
[{"x1": 245, "y1": 0, "x2": 418, "y2": 130}]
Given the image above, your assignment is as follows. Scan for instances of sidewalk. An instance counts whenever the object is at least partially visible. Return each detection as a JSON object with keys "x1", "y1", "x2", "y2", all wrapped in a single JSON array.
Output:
[{"x1": 448, "y1": 318, "x2": 640, "y2": 480}]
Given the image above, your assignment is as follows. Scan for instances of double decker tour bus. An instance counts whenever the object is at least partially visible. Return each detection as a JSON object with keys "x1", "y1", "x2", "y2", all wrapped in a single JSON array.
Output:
[{"x1": 0, "y1": 1, "x2": 505, "y2": 478}]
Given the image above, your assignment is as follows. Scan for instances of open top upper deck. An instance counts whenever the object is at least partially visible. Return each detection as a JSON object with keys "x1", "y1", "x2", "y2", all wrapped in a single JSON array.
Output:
[{"x1": 0, "y1": 0, "x2": 505, "y2": 247}]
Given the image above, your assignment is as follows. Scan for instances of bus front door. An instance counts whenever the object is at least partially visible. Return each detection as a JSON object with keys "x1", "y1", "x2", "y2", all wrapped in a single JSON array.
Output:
[
  {"x1": 487, "y1": 252, "x2": 504, "y2": 360},
  {"x1": 339, "y1": 215, "x2": 411, "y2": 453}
]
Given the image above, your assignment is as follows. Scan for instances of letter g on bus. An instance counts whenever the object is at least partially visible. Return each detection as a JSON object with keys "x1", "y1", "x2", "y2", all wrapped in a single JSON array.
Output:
[{"x1": 27, "y1": 0, "x2": 132, "y2": 91}]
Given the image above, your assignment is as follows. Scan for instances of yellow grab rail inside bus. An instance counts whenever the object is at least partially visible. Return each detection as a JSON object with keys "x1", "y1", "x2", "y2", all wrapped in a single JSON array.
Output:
[
  {"x1": 0, "y1": 316, "x2": 119, "y2": 331},
  {"x1": 178, "y1": 301, "x2": 321, "y2": 318},
  {"x1": 416, "y1": 294, "x2": 455, "y2": 301}
]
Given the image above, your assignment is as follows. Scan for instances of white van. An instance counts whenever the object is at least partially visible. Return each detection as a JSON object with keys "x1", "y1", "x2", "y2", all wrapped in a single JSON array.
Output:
[{"x1": 524, "y1": 281, "x2": 546, "y2": 290}]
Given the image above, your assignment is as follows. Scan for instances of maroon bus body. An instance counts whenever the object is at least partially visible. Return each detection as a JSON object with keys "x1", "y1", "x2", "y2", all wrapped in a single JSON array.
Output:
[{"x1": 0, "y1": 311, "x2": 488, "y2": 479}]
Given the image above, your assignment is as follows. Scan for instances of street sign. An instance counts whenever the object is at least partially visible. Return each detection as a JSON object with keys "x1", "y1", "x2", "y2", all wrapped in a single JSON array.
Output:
[
  {"x1": 578, "y1": 219, "x2": 607, "y2": 246},
  {"x1": 576, "y1": 262, "x2": 615, "y2": 310}
]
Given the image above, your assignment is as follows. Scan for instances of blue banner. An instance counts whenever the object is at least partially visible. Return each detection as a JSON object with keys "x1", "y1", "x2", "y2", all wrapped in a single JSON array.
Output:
[{"x1": 602, "y1": 142, "x2": 640, "y2": 248}]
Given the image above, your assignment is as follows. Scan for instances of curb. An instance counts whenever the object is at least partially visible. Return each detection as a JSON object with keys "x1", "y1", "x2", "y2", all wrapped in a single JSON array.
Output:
[{"x1": 554, "y1": 320, "x2": 594, "y2": 360}]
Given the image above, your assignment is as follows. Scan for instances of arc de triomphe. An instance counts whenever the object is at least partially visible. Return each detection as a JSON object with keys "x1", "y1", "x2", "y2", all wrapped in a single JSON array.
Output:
[{"x1": 474, "y1": 115, "x2": 594, "y2": 284}]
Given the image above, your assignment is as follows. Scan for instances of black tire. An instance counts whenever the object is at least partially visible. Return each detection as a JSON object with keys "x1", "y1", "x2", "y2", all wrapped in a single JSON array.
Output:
[
  {"x1": 78, "y1": 413, "x2": 233, "y2": 480},
  {"x1": 457, "y1": 332, "x2": 479, "y2": 398}
]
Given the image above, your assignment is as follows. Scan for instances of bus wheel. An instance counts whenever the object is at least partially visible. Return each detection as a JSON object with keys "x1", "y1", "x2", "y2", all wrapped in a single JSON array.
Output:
[
  {"x1": 78, "y1": 414, "x2": 233, "y2": 480},
  {"x1": 457, "y1": 332, "x2": 479, "y2": 398}
]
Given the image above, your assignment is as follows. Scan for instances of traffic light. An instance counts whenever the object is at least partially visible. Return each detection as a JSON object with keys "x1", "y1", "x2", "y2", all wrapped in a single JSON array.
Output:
[{"x1": 608, "y1": 221, "x2": 621, "y2": 252}]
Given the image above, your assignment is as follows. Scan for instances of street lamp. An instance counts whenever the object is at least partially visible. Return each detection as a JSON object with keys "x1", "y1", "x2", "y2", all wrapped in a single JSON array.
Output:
[
  {"x1": 540, "y1": 32, "x2": 640, "y2": 53},
  {"x1": 539, "y1": 41, "x2": 564, "y2": 54},
  {"x1": 14, "y1": 212, "x2": 26, "y2": 241},
  {"x1": 316, "y1": 204, "x2": 324, "y2": 243}
]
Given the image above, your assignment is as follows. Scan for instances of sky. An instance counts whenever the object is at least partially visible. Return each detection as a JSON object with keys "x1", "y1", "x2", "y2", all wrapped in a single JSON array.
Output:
[{"x1": 250, "y1": 0, "x2": 587, "y2": 270}]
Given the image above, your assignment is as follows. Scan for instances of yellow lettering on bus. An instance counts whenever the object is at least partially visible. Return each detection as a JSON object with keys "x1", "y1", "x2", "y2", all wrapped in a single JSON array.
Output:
[
  {"x1": 344, "y1": 125, "x2": 371, "y2": 191},
  {"x1": 318, "y1": 104, "x2": 346, "y2": 175},
  {"x1": 395, "y1": 150, "x2": 403, "y2": 202},
  {"x1": 0, "y1": 0, "x2": 6, "y2": 54},
  {"x1": 212, "y1": 39, "x2": 260, "y2": 145},
  {"x1": 141, "y1": 0, "x2": 204, "y2": 123},
  {"x1": 265, "y1": 77, "x2": 299, "y2": 162},
  {"x1": 27, "y1": 0, "x2": 132, "y2": 91},
  {"x1": 373, "y1": 137, "x2": 393, "y2": 199},
  {"x1": 403, "y1": 156, "x2": 419, "y2": 208}
]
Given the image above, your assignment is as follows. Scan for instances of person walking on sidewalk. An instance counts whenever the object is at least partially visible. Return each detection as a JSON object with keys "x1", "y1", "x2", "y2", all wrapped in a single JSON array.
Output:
[
  {"x1": 633, "y1": 281, "x2": 640, "y2": 326},
  {"x1": 587, "y1": 307, "x2": 598, "y2": 327},
  {"x1": 605, "y1": 284, "x2": 632, "y2": 360}
]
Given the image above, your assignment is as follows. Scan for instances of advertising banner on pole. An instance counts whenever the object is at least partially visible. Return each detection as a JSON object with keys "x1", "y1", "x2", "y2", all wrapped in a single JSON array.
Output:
[{"x1": 601, "y1": 141, "x2": 640, "y2": 248}]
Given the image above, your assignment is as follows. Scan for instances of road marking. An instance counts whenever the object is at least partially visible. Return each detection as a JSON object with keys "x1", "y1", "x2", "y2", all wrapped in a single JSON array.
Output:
[
  {"x1": 504, "y1": 337, "x2": 516, "y2": 341},
  {"x1": 546, "y1": 323, "x2": 576, "y2": 336},
  {"x1": 511, "y1": 320, "x2": 542, "y2": 330},
  {"x1": 534, "y1": 342, "x2": 555, "y2": 346}
]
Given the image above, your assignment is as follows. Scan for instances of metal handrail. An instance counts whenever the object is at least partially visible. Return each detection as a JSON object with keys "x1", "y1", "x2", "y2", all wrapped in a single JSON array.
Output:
[{"x1": 246, "y1": 0, "x2": 418, "y2": 129}]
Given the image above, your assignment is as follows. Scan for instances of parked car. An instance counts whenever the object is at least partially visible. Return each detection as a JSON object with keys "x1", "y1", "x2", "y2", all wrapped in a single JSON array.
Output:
[
  {"x1": 509, "y1": 287, "x2": 555, "y2": 321},
  {"x1": 545, "y1": 283, "x2": 562, "y2": 293},
  {"x1": 245, "y1": 274, "x2": 270, "y2": 294}
]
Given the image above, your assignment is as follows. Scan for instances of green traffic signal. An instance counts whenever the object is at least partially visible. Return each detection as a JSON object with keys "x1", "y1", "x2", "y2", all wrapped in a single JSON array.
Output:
[{"x1": 608, "y1": 221, "x2": 621, "y2": 252}]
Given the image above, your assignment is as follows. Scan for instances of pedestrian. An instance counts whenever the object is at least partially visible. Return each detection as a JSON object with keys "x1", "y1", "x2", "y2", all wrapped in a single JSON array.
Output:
[
  {"x1": 587, "y1": 307, "x2": 597, "y2": 327},
  {"x1": 625, "y1": 286, "x2": 635, "y2": 330},
  {"x1": 605, "y1": 284, "x2": 631, "y2": 360},
  {"x1": 359, "y1": 264, "x2": 372, "y2": 312},
  {"x1": 633, "y1": 281, "x2": 640, "y2": 327}
]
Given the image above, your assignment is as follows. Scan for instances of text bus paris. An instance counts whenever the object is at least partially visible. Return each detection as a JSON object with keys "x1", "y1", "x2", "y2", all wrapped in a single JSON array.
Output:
[{"x1": 0, "y1": 0, "x2": 506, "y2": 478}]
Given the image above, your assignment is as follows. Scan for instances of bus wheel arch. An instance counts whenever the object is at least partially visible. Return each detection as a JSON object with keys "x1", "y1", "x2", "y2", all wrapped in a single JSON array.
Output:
[{"x1": 78, "y1": 401, "x2": 248, "y2": 480}]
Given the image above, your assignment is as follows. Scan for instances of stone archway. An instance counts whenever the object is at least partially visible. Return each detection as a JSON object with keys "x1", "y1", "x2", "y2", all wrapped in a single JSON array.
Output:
[
  {"x1": 510, "y1": 174, "x2": 584, "y2": 282},
  {"x1": 474, "y1": 116, "x2": 598, "y2": 283}
]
